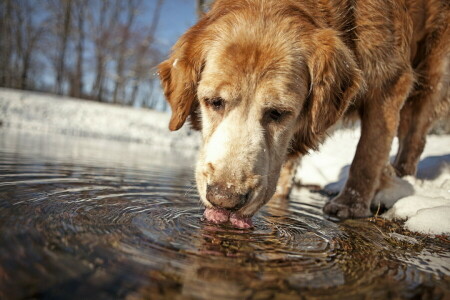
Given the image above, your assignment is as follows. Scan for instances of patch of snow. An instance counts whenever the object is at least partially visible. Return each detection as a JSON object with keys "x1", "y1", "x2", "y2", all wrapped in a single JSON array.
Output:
[
  {"x1": 404, "y1": 206, "x2": 450, "y2": 235},
  {"x1": 383, "y1": 171, "x2": 450, "y2": 235},
  {"x1": 296, "y1": 128, "x2": 360, "y2": 188},
  {"x1": 372, "y1": 176, "x2": 415, "y2": 208},
  {"x1": 384, "y1": 195, "x2": 449, "y2": 220}
]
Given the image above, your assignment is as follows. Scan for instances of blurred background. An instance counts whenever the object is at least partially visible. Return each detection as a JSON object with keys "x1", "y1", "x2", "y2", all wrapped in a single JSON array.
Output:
[{"x1": 0, "y1": 0, "x2": 214, "y2": 111}]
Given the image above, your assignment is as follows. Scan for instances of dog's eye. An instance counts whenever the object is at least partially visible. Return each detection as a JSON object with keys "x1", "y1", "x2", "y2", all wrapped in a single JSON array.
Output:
[
  {"x1": 267, "y1": 109, "x2": 283, "y2": 122},
  {"x1": 206, "y1": 97, "x2": 225, "y2": 111}
]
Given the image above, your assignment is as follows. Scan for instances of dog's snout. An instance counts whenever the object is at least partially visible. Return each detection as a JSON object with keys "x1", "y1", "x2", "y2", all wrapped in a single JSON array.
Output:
[{"x1": 206, "y1": 184, "x2": 250, "y2": 210}]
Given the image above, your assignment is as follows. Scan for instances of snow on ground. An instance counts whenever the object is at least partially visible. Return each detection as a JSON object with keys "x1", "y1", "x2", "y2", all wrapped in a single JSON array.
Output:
[
  {"x1": 1, "y1": 88, "x2": 449, "y2": 234},
  {"x1": 383, "y1": 174, "x2": 450, "y2": 234},
  {"x1": 0, "y1": 88, "x2": 201, "y2": 152}
]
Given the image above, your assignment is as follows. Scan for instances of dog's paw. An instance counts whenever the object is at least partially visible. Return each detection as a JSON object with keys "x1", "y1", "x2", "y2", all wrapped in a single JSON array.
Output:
[
  {"x1": 323, "y1": 194, "x2": 372, "y2": 219},
  {"x1": 393, "y1": 162, "x2": 417, "y2": 177}
]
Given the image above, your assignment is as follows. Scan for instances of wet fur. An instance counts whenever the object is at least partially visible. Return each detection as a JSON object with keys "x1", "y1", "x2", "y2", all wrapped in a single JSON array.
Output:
[{"x1": 159, "y1": 0, "x2": 450, "y2": 219}]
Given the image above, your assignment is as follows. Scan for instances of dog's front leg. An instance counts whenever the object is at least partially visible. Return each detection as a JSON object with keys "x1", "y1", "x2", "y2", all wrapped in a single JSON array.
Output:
[
  {"x1": 323, "y1": 71, "x2": 414, "y2": 219},
  {"x1": 273, "y1": 155, "x2": 301, "y2": 199}
]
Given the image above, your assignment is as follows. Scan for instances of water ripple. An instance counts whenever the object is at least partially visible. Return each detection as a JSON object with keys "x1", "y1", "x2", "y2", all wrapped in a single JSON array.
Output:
[{"x1": 0, "y1": 131, "x2": 449, "y2": 299}]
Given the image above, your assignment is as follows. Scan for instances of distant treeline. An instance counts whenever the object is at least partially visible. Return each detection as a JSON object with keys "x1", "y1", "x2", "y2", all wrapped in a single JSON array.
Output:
[{"x1": 0, "y1": 0, "x2": 166, "y2": 108}]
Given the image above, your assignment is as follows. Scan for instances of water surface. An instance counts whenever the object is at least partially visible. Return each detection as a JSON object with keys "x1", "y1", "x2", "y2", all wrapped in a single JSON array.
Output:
[{"x1": 0, "y1": 129, "x2": 449, "y2": 299}]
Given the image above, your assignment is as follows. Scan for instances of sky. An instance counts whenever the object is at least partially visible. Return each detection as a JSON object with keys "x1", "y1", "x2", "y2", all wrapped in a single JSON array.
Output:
[
  {"x1": 150, "y1": 0, "x2": 197, "y2": 54},
  {"x1": 142, "y1": 0, "x2": 198, "y2": 109}
]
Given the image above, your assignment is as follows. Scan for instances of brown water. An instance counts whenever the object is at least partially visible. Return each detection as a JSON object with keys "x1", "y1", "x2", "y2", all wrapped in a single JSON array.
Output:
[{"x1": 1, "y1": 129, "x2": 449, "y2": 300}]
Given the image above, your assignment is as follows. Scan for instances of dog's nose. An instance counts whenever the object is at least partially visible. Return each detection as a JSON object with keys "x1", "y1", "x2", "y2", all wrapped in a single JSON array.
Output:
[{"x1": 206, "y1": 184, "x2": 250, "y2": 210}]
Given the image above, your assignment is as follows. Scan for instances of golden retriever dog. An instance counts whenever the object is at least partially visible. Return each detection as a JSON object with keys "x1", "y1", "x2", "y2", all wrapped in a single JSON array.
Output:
[{"x1": 159, "y1": 0, "x2": 449, "y2": 228}]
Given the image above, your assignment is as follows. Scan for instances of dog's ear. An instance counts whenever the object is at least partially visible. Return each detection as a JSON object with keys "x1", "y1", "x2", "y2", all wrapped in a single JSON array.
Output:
[
  {"x1": 293, "y1": 29, "x2": 363, "y2": 154},
  {"x1": 158, "y1": 20, "x2": 208, "y2": 131}
]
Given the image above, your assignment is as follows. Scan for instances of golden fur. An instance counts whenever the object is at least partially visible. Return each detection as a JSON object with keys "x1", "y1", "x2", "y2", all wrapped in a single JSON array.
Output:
[{"x1": 159, "y1": 0, "x2": 450, "y2": 219}]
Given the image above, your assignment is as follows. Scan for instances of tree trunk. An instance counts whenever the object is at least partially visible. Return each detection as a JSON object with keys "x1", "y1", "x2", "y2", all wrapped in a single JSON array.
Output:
[
  {"x1": 91, "y1": 0, "x2": 107, "y2": 101},
  {"x1": 129, "y1": 79, "x2": 140, "y2": 106},
  {"x1": 22, "y1": 2, "x2": 44, "y2": 90},
  {"x1": 112, "y1": 1, "x2": 137, "y2": 104},
  {"x1": 55, "y1": 0, "x2": 72, "y2": 95},
  {"x1": 92, "y1": 0, "x2": 121, "y2": 102},
  {"x1": 127, "y1": 0, "x2": 163, "y2": 106},
  {"x1": 93, "y1": 54, "x2": 105, "y2": 101},
  {"x1": 14, "y1": 2, "x2": 25, "y2": 89},
  {"x1": 0, "y1": 0, "x2": 13, "y2": 87},
  {"x1": 70, "y1": 0, "x2": 85, "y2": 98},
  {"x1": 20, "y1": 49, "x2": 30, "y2": 89}
]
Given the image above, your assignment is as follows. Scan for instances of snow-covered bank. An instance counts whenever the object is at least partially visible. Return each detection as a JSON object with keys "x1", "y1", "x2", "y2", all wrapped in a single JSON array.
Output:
[
  {"x1": 0, "y1": 88, "x2": 200, "y2": 151},
  {"x1": 1, "y1": 88, "x2": 449, "y2": 234},
  {"x1": 297, "y1": 128, "x2": 450, "y2": 235}
]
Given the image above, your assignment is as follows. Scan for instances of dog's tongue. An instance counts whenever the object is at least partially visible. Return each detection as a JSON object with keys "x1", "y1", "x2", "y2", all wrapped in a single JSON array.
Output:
[
  {"x1": 203, "y1": 208, "x2": 253, "y2": 229},
  {"x1": 203, "y1": 207, "x2": 230, "y2": 224}
]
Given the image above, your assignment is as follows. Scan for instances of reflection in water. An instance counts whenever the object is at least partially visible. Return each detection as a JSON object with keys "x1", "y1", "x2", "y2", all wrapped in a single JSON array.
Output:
[{"x1": 0, "y1": 129, "x2": 449, "y2": 299}]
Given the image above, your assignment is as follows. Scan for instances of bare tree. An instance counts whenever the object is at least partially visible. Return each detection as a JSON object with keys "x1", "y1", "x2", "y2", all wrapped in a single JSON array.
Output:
[
  {"x1": 112, "y1": 0, "x2": 141, "y2": 104},
  {"x1": 44, "y1": 0, "x2": 74, "y2": 94},
  {"x1": 11, "y1": 0, "x2": 45, "y2": 89},
  {"x1": 128, "y1": 37, "x2": 160, "y2": 107},
  {"x1": 0, "y1": 0, "x2": 13, "y2": 87},
  {"x1": 128, "y1": 0, "x2": 163, "y2": 106},
  {"x1": 90, "y1": 0, "x2": 121, "y2": 102},
  {"x1": 68, "y1": 0, "x2": 86, "y2": 98},
  {"x1": 0, "y1": 0, "x2": 166, "y2": 109}
]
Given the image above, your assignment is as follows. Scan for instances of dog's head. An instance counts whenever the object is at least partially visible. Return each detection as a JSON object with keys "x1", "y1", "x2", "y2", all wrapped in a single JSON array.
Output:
[{"x1": 159, "y1": 1, "x2": 362, "y2": 218}]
